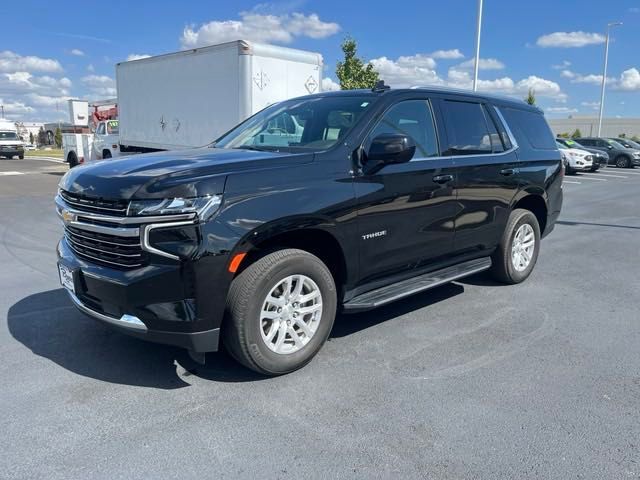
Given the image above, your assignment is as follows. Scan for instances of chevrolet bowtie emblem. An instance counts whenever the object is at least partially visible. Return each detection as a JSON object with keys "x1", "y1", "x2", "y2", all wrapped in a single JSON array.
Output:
[{"x1": 61, "y1": 209, "x2": 76, "y2": 224}]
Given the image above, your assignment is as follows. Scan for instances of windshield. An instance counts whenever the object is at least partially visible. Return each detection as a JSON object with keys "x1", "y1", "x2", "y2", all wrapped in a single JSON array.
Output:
[
  {"x1": 556, "y1": 141, "x2": 568, "y2": 150},
  {"x1": 215, "y1": 95, "x2": 376, "y2": 152},
  {"x1": 0, "y1": 131, "x2": 18, "y2": 140},
  {"x1": 606, "y1": 139, "x2": 625, "y2": 149},
  {"x1": 616, "y1": 138, "x2": 640, "y2": 149}
]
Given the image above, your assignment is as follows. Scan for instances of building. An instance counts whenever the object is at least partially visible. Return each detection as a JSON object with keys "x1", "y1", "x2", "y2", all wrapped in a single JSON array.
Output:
[
  {"x1": 547, "y1": 117, "x2": 640, "y2": 138},
  {"x1": 15, "y1": 122, "x2": 45, "y2": 143}
]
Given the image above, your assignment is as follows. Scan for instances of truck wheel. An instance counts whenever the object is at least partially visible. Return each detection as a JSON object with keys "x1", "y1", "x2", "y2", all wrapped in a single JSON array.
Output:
[
  {"x1": 67, "y1": 152, "x2": 78, "y2": 168},
  {"x1": 223, "y1": 249, "x2": 337, "y2": 375},
  {"x1": 490, "y1": 208, "x2": 541, "y2": 284},
  {"x1": 19, "y1": 154, "x2": 24, "y2": 159},
  {"x1": 615, "y1": 156, "x2": 630, "y2": 168},
  {"x1": 103, "y1": 150, "x2": 112, "y2": 159}
]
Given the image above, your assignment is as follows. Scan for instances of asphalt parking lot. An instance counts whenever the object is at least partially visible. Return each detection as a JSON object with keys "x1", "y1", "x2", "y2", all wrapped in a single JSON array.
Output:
[{"x1": 1, "y1": 158, "x2": 638, "y2": 479}]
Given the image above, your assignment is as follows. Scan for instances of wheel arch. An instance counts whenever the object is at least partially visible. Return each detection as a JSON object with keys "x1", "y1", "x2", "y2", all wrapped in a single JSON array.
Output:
[
  {"x1": 231, "y1": 220, "x2": 350, "y2": 298},
  {"x1": 511, "y1": 191, "x2": 548, "y2": 235}
]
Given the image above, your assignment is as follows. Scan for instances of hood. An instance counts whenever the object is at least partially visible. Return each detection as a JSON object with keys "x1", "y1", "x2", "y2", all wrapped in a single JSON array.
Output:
[
  {"x1": 566, "y1": 148, "x2": 591, "y2": 157},
  {"x1": 59, "y1": 147, "x2": 313, "y2": 200}
]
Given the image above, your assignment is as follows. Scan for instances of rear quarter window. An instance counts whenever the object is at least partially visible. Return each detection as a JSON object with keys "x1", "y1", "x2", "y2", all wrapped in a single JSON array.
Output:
[{"x1": 501, "y1": 107, "x2": 556, "y2": 150}]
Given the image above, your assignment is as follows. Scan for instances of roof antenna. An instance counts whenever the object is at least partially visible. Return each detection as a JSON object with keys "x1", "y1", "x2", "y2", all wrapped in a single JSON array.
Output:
[{"x1": 372, "y1": 80, "x2": 390, "y2": 92}]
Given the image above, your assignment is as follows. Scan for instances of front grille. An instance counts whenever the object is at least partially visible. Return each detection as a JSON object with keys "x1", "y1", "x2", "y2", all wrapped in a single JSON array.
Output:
[
  {"x1": 64, "y1": 225, "x2": 145, "y2": 269},
  {"x1": 59, "y1": 190, "x2": 129, "y2": 217}
]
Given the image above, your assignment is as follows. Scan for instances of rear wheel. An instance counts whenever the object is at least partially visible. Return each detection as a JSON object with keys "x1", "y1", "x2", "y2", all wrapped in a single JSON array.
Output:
[
  {"x1": 490, "y1": 209, "x2": 541, "y2": 284},
  {"x1": 103, "y1": 150, "x2": 112, "y2": 159},
  {"x1": 223, "y1": 249, "x2": 337, "y2": 375},
  {"x1": 615, "y1": 155, "x2": 630, "y2": 168},
  {"x1": 18, "y1": 154, "x2": 24, "y2": 159}
]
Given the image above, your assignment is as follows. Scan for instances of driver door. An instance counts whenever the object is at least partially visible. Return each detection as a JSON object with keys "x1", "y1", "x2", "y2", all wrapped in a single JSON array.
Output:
[{"x1": 354, "y1": 98, "x2": 458, "y2": 286}]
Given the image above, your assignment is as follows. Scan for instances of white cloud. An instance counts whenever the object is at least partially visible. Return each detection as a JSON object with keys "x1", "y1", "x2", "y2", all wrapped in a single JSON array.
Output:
[
  {"x1": 1, "y1": 71, "x2": 72, "y2": 96},
  {"x1": 552, "y1": 60, "x2": 571, "y2": 70},
  {"x1": 126, "y1": 53, "x2": 151, "y2": 61},
  {"x1": 0, "y1": 97, "x2": 36, "y2": 118},
  {"x1": 629, "y1": 7, "x2": 640, "y2": 13},
  {"x1": 616, "y1": 68, "x2": 640, "y2": 91},
  {"x1": 70, "y1": 49, "x2": 85, "y2": 56},
  {"x1": 455, "y1": 58, "x2": 505, "y2": 70},
  {"x1": 561, "y1": 69, "x2": 614, "y2": 85},
  {"x1": 370, "y1": 55, "x2": 442, "y2": 88},
  {"x1": 180, "y1": 11, "x2": 339, "y2": 48},
  {"x1": 87, "y1": 63, "x2": 95, "y2": 72},
  {"x1": 581, "y1": 101, "x2": 600, "y2": 110},
  {"x1": 81, "y1": 74, "x2": 116, "y2": 97},
  {"x1": 536, "y1": 31, "x2": 605, "y2": 48},
  {"x1": 0, "y1": 51, "x2": 63, "y2": 73},
  {"x1": 516, "y1": 76, "x2": 565, "y2": 100},
  {"x1": 321, "y1": 77, "x2": 340, "y2": 91},
  {"x1": 430, "y1": 49, "x2": 464, "y2": 60},
  {"x1": 545, "y1": 107, "x2": 578, "y2": 114}
]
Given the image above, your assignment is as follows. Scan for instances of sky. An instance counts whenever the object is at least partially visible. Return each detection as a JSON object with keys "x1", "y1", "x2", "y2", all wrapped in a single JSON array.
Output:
[{"x1": 1, "y1": 0, "x2": 639, "y2": 123}]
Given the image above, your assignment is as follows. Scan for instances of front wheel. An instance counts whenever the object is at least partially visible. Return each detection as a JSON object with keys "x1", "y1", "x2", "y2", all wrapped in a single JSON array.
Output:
[
  {"x1": 18, "y1": 154, "x2": 24, "y2": 159},
  {"x1": 615, "y1": 156, "x2": 630, "y2": 168},
  {"x1": 223, "y1": 249, "x2": 337, "y2": 375},
  {"x1": 490, "y1": 209, "x2": 541, "y2": 284}
]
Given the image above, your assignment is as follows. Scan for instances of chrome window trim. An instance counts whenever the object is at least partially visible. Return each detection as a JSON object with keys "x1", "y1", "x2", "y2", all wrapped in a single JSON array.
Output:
[
  {"x1": 141, "y1": 220, "x2": 198, "y2": 260},
  {"x1": 67, "y1": 290, "x2": 147, "y2": 331}
]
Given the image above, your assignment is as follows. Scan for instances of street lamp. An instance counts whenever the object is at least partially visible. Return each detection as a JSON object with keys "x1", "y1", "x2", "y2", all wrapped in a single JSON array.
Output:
[
  {"x1": 597, "y1": 21, "x2": 622, "y2": 137},
  {"x1": 472, "y1": 0, "x2": 484, "y2": 91}
]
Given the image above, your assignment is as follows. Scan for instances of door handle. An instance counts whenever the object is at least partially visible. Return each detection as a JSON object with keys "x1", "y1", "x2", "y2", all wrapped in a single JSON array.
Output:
[
  {"x1": 432, "y1": 174, "x2": 454, "y2": 184},
  {"x1": 500, "y1": 168, "x2": 516, "y2": 176}
]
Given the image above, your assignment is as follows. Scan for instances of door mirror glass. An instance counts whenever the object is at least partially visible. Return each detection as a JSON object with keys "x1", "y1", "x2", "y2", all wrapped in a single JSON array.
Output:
[{"x1": 364, "y1": 133, "x2": 416, "y2": 173}]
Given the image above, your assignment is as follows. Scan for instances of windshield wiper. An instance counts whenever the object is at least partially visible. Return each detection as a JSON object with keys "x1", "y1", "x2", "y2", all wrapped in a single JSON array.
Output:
[{"x1": 232, "y1": 145, "x2": 269, "y2": 151}]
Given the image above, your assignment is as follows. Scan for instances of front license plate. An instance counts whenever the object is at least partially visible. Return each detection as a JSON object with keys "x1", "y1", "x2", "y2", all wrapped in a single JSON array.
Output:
[{"x1": 58, "y1": 264, "x2": 75, "y2": 294}]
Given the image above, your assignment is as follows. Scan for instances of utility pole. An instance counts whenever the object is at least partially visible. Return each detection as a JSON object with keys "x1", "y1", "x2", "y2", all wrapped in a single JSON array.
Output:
[
  {"x1": 597, "y1": 21, "x2": 622, "y2": 137},
  {"x1": 472, "y1": 0, "x2": 484, "y2": 91}
]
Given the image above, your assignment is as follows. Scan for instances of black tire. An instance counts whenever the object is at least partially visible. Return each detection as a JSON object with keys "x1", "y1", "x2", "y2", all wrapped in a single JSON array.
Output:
[
  {"x1": 615, "y1": 155, "x2": 630, "y2": 168},
  {"x1": 18, "y1": 154, "x2": 24, "y2": 160},
  {"x1": 223, "y1": 249, "x2": 337, "y2": 375},
  {"x1": 67, "y1": 152, "x2": 78, "y2": 168},
  {"x1": 490, "y1": 208, "x2": 541, "y2": 284},
  {"x1": 103, "y1": 150, "x2": 112, "y2": 159}
]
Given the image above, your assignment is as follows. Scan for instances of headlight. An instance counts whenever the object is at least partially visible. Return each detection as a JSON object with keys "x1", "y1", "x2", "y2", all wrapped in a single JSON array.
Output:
[
  {"x1": 633, "y1": 152, "x2": 640, "y2": 158},
  {"x1": 128, "y1": 195, "x2": 222, "y2": 220}
]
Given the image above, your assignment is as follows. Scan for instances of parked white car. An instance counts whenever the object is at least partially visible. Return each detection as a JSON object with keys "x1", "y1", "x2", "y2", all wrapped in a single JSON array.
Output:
[{"x1": 556, "y1": 141, "x2": 593, "y2": 174}]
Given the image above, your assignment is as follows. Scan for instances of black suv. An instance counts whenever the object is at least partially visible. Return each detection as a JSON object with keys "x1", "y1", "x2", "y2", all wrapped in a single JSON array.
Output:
[
  {"x1": 56, "y1": 87, "x2": 563, "y2": 375},
  {"x1": 577, "y1": 137, "x2": 640, "y2": 168}
]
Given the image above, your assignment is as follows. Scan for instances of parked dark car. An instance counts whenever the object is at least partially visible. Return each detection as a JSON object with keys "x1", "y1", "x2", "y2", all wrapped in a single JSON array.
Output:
[
  {"x1": 55, "y1": 86, "x2": 563, "y2": 375},
  {"x1": 556, "y1": 138, "x2": 607, "y2": 171},
  {"x1": 609, "y1": 137, "x2": 640, "y2": 150},
  {"x1": 578, "y1": 137, "x2": 640, "y2": 168}
]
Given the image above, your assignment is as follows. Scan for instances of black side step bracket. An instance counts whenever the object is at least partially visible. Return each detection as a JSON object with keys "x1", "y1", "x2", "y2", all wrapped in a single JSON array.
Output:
[{"x1": 343, "y1": 257, "x2": 492, "y2": 311}]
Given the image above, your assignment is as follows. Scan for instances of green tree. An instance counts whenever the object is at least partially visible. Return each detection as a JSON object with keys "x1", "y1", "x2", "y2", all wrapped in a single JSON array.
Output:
[
  {"x1": 631, "y1": 135, "x2": 640, "y2": 142},
  {"x1": 335, "y1": 38, "x2": 379, "y2": 90},
  {"x1": 29, "y1": 132, "x2": 34, "y2": 144},
  {"x1": 618, "y1": 133, "x2": 626, "y2": 138},
  {"x1": 558, "y1": 132, "x2": 570, "y2": 138},
  {"x1": 525, "y1": 88, "x2": 536, "y2": 105},
  {"x1": 54, "y1": 127, "x2": 62, "y2": 148},
  {"x1": 571, "y1": 128, "x2": 582, "y2": 139},
  {"x1": 37, "y1": 127, "x2": 46, "y2": 146}
]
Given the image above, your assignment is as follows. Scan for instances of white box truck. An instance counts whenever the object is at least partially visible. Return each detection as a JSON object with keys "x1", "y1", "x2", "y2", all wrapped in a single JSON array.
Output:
[{"x1": 116, "y1": 40, "x2": 323, "y2": 152}]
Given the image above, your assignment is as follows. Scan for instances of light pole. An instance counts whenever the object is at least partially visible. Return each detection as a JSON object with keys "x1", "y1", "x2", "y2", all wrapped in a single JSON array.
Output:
[
  {"x1": 597, "y1": 21, "x2": 622, "y2": 137},
  {"x1": 472, "y1": 0, "x2": 484, "y2": 91}
]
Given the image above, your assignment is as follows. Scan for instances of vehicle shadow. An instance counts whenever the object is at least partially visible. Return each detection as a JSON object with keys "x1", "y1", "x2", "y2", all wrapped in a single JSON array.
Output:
[
  {"x1": 331, "y1": 282, "x2": 465, "y2": 338},
  {"x1": 6, "y1": 288, "x2": 263, "y2": 388},
  {"x1": 556, "y1": 220, "x2": 640, "y2": 230},
  {"x1": 9, "y1": 283, "x2": 467, "y2": 387}
]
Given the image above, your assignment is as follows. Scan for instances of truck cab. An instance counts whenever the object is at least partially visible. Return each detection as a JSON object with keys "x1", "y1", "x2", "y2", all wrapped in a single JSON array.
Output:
[{"x1": 93, "y1": 120, "x2": 120, "y2": 159}]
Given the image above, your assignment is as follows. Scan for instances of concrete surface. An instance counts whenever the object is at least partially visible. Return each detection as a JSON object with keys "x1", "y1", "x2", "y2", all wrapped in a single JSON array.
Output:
[{"x1": 1, "y1": 159, "x2": 638, "y2": 479}]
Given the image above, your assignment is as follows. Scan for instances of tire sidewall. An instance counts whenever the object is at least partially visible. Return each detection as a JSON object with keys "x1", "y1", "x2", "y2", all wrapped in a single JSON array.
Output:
[
  {"x1": 616, "y1": 156, "x2": 629, "y2": 168},
  {"x1": 241, "y1": 254, "x2": 337, "y2": 374},
  {"x1": 505, "y1": 211, "x2": 541, "y2": 283}
]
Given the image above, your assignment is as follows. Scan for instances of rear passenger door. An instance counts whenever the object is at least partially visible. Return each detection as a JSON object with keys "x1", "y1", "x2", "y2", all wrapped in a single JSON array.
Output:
[
  {"x1": 437, "y1": 99, "x2": 519, "y2": 256},
  {"x1": 354, "y1": 97, "x2": 458, "y2": 285}
]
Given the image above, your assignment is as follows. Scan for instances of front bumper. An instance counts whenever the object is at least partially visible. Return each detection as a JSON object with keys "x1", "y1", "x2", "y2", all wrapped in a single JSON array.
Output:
[
  {"x1": 0, "y1": 147, "x2": 23, "y2": 156},
  {"x1": 57, "y1": 230, "x2": 234, "y2": 352},
  {"x1": 633, "y1": 157, "x2": 640, "y2": 166}
]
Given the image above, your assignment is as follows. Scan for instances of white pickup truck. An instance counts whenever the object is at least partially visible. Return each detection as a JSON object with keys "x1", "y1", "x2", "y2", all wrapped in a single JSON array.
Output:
[{"x1": 62, "y1": 119, "x2": 120, "y2": 167}]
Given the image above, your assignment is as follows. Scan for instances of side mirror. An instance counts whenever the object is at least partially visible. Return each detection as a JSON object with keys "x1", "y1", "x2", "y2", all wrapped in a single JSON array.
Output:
[
  {"x1": 607, "y1": 145, "x2": 613, "y2": 149},
  {"x1": 364, "y1": 133, "x2": 416, "y2": 174}
]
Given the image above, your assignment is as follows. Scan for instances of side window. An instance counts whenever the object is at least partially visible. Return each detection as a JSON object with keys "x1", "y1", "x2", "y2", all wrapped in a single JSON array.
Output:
[
  {"x1": 442, "y1": 100, "x2": 493, "y2": 155},
  {"x1": 483, "y1": 106, "x2": 506, "y2": 153},
  {"x1": 500, "y1": 107, "x2": 556, "y2": 150},
  {"x1": 367, "y1": 99, "x2": 438, "y2": 159},
  {"x1": 96, "y1": 123, "x2": 105, "y2": 135}
]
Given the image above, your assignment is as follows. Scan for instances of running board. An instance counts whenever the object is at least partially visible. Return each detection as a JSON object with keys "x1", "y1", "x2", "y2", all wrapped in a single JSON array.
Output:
[{"x1": 343, "y1": 257, "x2": 492, "y2": 311}]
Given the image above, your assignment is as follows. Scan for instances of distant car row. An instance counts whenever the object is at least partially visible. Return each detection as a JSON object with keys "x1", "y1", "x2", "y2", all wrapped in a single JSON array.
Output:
[{"x1": 556, "y1": 137, "x2": 640, "y2": 174}]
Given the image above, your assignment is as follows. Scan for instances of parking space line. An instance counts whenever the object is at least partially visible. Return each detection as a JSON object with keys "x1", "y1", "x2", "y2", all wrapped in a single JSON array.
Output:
[
  {"x1": 0, "y1": 171, "x2": 25, "y2": 176},
  {"x1": 584, "y1": 173, "x2": 628, "y2": 178},
  {"x1": 606, "y1": 169, "x2": 640, "y2": 174},
  {"x1": 573, "y1": 176, "x2": 607, "y2": 181},
  {"x1": 562, "y1": 180, "x2": 581, "y2": 184}
]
